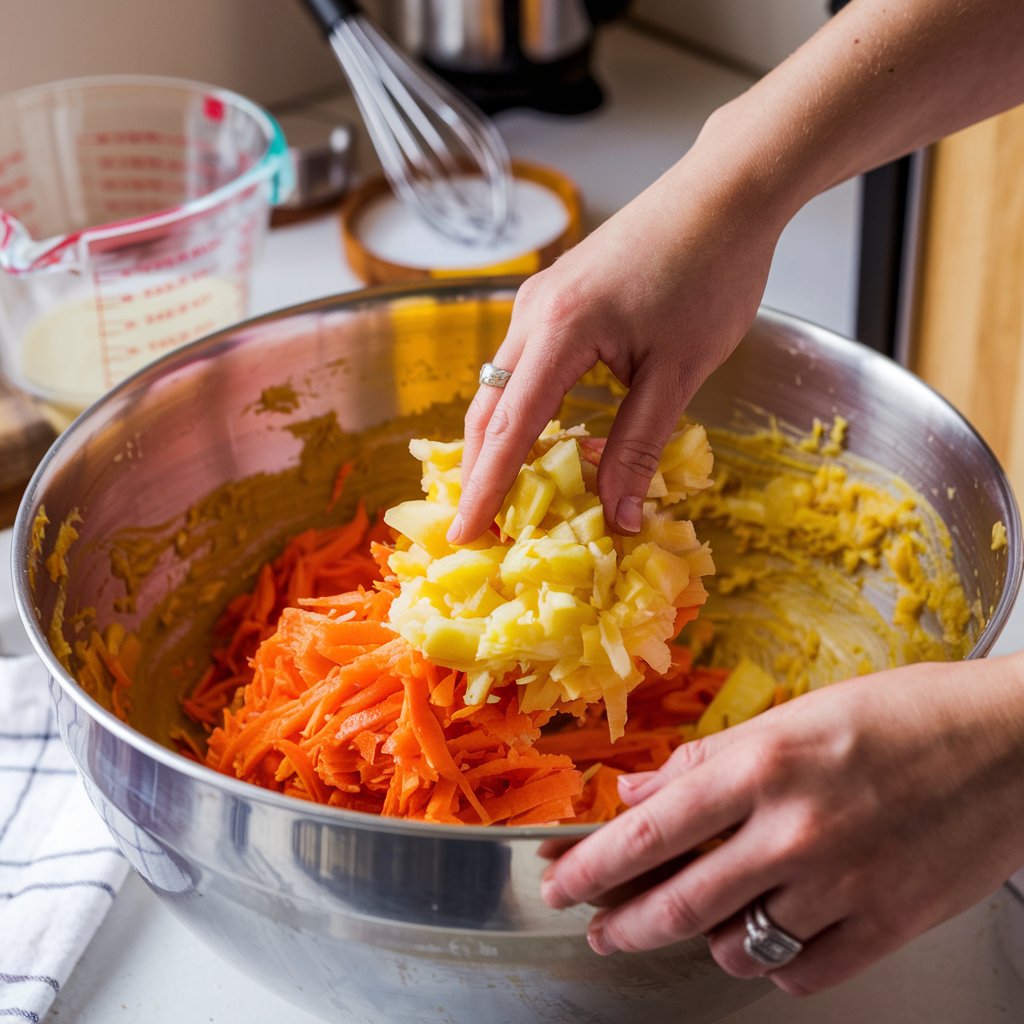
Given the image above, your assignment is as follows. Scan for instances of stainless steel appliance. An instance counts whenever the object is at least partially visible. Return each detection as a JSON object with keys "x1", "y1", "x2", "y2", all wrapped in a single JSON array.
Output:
[{"x1": 379, "y1": 0, "x2": 632, "y2": 112}]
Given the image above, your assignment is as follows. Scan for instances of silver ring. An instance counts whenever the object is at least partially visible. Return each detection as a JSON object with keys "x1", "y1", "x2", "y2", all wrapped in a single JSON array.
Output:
[
  {"x1": 479, "y1": 361, "x2": 513, "y2": 388},
  {"x1": 743, "y1": 899, "x2": 804, "y2": 969}
]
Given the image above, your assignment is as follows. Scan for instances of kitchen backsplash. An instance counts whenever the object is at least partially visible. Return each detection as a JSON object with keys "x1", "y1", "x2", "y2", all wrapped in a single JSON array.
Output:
[
  {"x1": 2, "y1": 1, "x2": 829, "y2": 107},
  {"x1": 630, "y1": 0, "x2": 830, "y2": 73},
  {"x1": 0, "y1": 0, "x2": 340, "y2": 105}
]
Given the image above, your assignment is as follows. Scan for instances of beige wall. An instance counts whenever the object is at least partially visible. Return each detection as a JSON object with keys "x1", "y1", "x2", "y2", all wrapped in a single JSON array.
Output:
[
  {"x1": 0, "y1": 0, "x2": 341, "y2": 105},
  {"x1": 630, "y1": 0, "x2": 829, "y2": 73},
  {"x1": 1, "y1": 2, "x2": 833, "y2": 105}
]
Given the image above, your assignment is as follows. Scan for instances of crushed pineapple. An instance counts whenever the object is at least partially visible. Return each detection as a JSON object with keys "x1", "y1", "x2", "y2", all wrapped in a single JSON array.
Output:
[{"x1": 384, "y1": 421, "x2": 716, "y2": 739}]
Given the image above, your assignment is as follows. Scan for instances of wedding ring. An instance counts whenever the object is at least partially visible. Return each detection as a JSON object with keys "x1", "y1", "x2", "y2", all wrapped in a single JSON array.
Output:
[
  {"x1": 479, "y1": 362, "x2": 512, "y2": 388},
  {"x1": 743, "y1": 899, "x2": 804, "y2": 969}
]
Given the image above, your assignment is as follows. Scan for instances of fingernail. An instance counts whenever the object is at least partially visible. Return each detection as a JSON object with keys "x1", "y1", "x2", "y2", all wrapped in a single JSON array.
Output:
[
  {"x1": 617, "y1": 774, "x2": 647, "y2": 807},
  {"x1": 616, "y1": 774, "x2": 640, "y2": 793},
  {"x1": 615, "y1": 495, "x2": 642, "y2": 534},
  {"x1": 588, "y1": 917, "x2": 619, "y2": 956},
  {"x1": 541, "y1": 876, "x2": 572, "y2": 909},
  {"x1": 446, "y1": 512, "x2": 463, "y2": 544}
]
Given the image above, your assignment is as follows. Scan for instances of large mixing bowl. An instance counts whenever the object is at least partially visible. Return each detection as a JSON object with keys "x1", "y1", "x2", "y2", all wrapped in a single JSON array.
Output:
[{"x1": 12, "y1": 280, "x2": 1022, "y2": 1024}]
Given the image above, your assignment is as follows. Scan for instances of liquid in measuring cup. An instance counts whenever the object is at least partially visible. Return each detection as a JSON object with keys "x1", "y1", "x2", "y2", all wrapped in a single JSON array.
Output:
[{"x1": 17, "y1": 269, "x2": 245, "y2": 413}]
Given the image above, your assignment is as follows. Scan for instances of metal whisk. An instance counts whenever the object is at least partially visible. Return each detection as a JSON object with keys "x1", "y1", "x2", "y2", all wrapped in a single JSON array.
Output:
[{"x1": 298, "y1": 0, "x2": 514, "y2": 245}]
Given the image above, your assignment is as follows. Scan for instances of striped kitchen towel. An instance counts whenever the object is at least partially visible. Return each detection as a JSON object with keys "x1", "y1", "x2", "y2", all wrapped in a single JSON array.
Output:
[{"x1": 0, "y1": 654, "x2": 128, "y2": 1023}]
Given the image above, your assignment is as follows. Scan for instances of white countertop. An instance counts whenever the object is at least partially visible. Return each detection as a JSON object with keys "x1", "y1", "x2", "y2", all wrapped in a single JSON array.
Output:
[{"x1": 6, "y1": 21, "x2": 1024, "y2": 1024}]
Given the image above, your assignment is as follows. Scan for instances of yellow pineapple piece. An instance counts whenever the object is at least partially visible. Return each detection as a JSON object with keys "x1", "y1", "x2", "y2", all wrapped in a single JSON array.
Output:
[
  {"x1": 569, "y1": 503, "x2": 606, "y2": 545},
  {"x1": 621, "y1": 543, "x2": 691, "y2": 602},
  {"x1": 498, "y1": 468, "x2": 557, "y2": 539},
  {"x1": 500, "y1": 536, "x2": 594, "y2": 590},
  {"x1": 459, "y1": 581, "x2": 506, "y2": 618},
  {"x1": 696, "y1": 658, "x2": 777, "y2": 737},
  {"x1": 686, "y1": 543, "x2": 716, "y2": 578},
  {"x1": 426, "y1": 547, "x2": 504, "y2": 597},
  {"x1": 535, "y1": 438, "x2": 585, "y2": 497},
  {"x1": 613, "y1": 568, "x2": 666, "y2": 615},
  {"x1": 537, "y1": 587, "x2": 598, "y2": 637},
  {"x1": 646, "y1": 469, "x2": 668, "y2": 499},
  {"x1": 464, "y1": 669, "x2": 494, "y2": 706},
  {"x1": 659, "y1": 424, "x2": 714, "y2": 502},
  {"x1": 387, "y1": 544, "x2": 432, "y2": 578},
  {"x1": 409, "y1": 437, "x2": 463, "y2": 470},
  {"x1": 383, "y1": 500, "x2": 457, "y2": 557},
  {"x1": 421, "y1": 615, "x2": 485, "y2": 665},
  {"x1": 545, "y1": 520, "x2": 577, "y2": 542}
]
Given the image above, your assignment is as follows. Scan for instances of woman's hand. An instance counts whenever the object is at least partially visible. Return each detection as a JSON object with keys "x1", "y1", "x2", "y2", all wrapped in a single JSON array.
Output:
[
  {"x1": 447, "y1": 136, "x2": 788, "y2": 544},
  {"x1": 540, "y1": 653, "x2": 1024, "y2": 995},
  {"x1": 448, "y1": 0, "x2": 1024, "y2": 548}
]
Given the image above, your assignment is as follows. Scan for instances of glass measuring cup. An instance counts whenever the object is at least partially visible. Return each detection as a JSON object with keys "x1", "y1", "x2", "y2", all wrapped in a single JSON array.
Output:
[{"x1": 0, "y1": 75, "x2": 293, "y2": 418}]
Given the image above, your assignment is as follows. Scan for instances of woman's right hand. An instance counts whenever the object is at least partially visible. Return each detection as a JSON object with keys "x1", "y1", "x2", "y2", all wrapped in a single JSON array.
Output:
[{"x1": 448, "y1": 129, "x2": 788, "y2": 545}]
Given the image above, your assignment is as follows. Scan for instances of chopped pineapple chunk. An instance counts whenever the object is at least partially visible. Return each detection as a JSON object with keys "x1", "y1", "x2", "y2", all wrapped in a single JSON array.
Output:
[
  {"x1": 384, "y1": 500, "x2": 457, "y2": 558},
  {"x1": 426, "y1": 548, "x2": 504, "y2": 596},
  {"x1": 498, "y1": 467, "x2": 557, "y2": 540},
  {"x1": 535, "y1": 438, "x2": 586, "y2": 497},
  {"x1": 696, "y1": 658, "x2": 777, "y2": 737}
]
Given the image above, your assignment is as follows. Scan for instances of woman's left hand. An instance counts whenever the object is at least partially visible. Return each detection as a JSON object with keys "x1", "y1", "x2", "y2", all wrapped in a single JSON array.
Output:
[{"x1": 540, "y1": 653, "x2": 1024, "y2": 995}]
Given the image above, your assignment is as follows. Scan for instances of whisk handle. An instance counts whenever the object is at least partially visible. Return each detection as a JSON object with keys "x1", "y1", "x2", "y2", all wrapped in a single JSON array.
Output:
[{"x1": 297, "y1": 0, "x2": 361, "y2": 35}]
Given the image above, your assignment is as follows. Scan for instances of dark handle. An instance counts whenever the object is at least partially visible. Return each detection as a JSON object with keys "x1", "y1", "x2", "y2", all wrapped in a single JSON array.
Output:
[
  {"x1": 297, "y1": 0, "x2": 361, "y2": 36},
  {"x1": 583, "y1": 0, "x2": 631, "y2": 26}
]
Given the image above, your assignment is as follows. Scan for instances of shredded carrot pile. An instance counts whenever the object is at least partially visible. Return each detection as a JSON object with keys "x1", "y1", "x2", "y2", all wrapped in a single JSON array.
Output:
[
  {"x1": 205, "y1": 585, "x2": 580, "y2": 824},
  {"x1": 177, "y1": 478, "x2": 729, "y2": 825},
  {"x1": 182, "y1": 497, "x2": 390, "y2": 728}
]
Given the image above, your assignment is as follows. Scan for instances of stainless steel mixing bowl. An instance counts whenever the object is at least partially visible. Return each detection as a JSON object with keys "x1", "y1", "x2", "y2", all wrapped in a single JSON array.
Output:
[{"x1": 12, "y1": 281, "x2": 1022, "y2": 1024}]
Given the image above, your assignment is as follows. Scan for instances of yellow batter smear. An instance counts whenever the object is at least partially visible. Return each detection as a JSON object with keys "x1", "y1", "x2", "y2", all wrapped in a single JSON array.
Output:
[
  {"x1": 684, "y1": 419, "x2": 978, "y2": 693},
  {"x1": 40, "y1": 509, "x2": 83, "y2": 670}
]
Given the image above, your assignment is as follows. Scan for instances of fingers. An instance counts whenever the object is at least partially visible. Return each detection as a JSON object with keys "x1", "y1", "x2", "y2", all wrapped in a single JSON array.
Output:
[
  {"x1": 583, "y1": 824, "x2": 777, "y2": 955},
  {"x1": 458, "y1": 332, "x2": 526, "y2": 502},
  {"x1": 451, "y1": 312, "x2": 598, "y2": 545},
  {"x1": 594, "y1": 360, "x2": 690, "y2": 534},
  {"x1": 541, "y1": 756, "x2": 753, "y2": 911},
  {"x1": 536, "y1": 836, "x2": 583, "y2": 861},
  {"x1": 452, "y1": 373, "x2": 564, "y2": 543},
  {"x1": 709, "y1": 907, "x2": 902, "y2": 994},
  {"x1": 706, "y1": 881, "x2": 846, "y2": 981},
  {"x1": 618, "y1": 720, "x2": 753, "y2": 807}
]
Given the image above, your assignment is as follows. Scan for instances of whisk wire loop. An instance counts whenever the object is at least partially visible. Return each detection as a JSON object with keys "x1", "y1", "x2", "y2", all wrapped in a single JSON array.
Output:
[{"x1": 326, "y1": 14, "x2": 513, "y2": 245}]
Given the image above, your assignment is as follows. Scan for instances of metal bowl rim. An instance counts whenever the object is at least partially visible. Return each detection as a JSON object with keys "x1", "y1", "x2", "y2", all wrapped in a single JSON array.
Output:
[{"x1": 12, "y1": 281, "x2": 1021, "y2": 840}]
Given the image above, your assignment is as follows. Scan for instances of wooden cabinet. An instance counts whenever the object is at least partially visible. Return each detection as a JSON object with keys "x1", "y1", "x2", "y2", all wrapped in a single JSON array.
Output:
[{"x1": 911, "y1": 104, "x2": 1024, "y2": 500}]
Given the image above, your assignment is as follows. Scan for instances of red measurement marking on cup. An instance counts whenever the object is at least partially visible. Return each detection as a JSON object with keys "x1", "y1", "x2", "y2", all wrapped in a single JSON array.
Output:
[
  {"x1": 77, "y1": 131, "x2": 189, "y2": 148},
  {"x1": 203, "y1": 96, "x2": 226, "y2": 122},
  {"x1": 96, "y1": 154, "x2": 188, "y2": 173},
  {"x1": 141, "y1": 293, "x2": 216, "y2": 326},
  {"x1": 96, "y1": 176, "x2": 185, "y2": 194},
  {"x1": 99, "y1": 238, "x2": 223, "y2": 277},
  {"x1": 0, "y1": 150, "x2": 25, "y2": 175},
  {"x1": 131, "y1": 269, "x2": 213, "y2": 300},
  {"x1": 0, "y1": 175, "x2": 30, "y2": 203}
]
